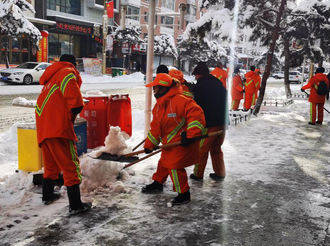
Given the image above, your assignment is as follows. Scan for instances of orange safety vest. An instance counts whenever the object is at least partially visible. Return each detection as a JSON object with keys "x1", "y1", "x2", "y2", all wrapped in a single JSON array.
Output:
[
  {"x1": 302, "y1": 73, "x2": 329, "y2": 104},
  {"x1": 211, "y1": 67, "x2": 227, "y2": 88},
  {"x1": 144, "y1": 84, "x2": 206, "y2": 169},
  {"x1": 35, "y1": 62, "x2": 83, "y2": 145}
]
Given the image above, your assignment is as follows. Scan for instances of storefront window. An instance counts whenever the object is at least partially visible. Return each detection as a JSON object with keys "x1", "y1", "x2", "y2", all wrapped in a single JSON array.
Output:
[
  {"x1": 47, "y1": 0, "x2": 81, "y2": 15},
  {"x1": 49, "y1": 33, "x2": 76, "y2": 58},
  {"x1": 49, "y1": 33, "x2": 60, "y2": 57}
]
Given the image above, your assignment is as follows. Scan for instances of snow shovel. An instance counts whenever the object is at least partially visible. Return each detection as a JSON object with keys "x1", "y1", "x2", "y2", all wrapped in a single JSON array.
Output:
[
  {"x1": 303, "y1": 91, "x2": 330, "y2": 113},
  {"x1": 115, "y1": 130, "x2": 223, "y2": 179},
  {"x1": 122, "y1": 130, "x2": 223, "y2": 169},
  {"x1": 132, "y1": 139, "x2": 146, "y2": 151}
]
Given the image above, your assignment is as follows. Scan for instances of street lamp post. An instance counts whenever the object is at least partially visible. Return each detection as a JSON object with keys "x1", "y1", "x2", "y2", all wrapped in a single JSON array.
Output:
[{"x1": 144, "y1": 0, "x2": 156, "y2": 136}]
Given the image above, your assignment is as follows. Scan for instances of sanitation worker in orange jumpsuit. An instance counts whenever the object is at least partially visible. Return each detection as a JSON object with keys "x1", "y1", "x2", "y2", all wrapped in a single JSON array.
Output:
[
  {"x1": 231, "y1": 67, "x2": 244, "y2": 110},
  {"x1": 211, "y1": 61, "x2": 228, "y2": 89},
  {"x1": 244, "y1": 66, "x2": 256, "y2": 110},
  {"x1": 252, "y1": 69, "x2": 261, "y2": 106},
  {"x1": 169, "y1": 68, "x2": 194, "y2": 98},
  {"x1": 142, "y1": 73, "x2": 206, "y2": 206},
  {"x1": 301, "y1": 67, "x2": 329, "y2": 125},
  {"x1": 35, "y1": 54, "x2": 91, "y2": 215}
]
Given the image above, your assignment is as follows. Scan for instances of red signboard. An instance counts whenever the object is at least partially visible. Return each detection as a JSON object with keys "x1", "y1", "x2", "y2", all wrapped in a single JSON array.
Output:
[{"x1": 56, "y1": 22, "x2": 92, "y2": 35}]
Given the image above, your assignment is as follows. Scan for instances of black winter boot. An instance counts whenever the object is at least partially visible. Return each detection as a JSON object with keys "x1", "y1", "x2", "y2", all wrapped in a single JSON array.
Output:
[
  {"x1": 42, "y1": 178, "x2": 61, "y2": 205},
  {"x1": 190, "y1": 173, "x2": 203, "y2": 181},
  {"x1": 171, "y1": 191, "x2": 191, "y2": 206},
  {"x1": 141, "y1": 181, "x2": 163, "y2": 194},
  {"x1": 67, "y1": 184, "x2": 92, "y2": 215},
  {"x1": 209, "y1": 173, "x2": 225, "y2": 181}
]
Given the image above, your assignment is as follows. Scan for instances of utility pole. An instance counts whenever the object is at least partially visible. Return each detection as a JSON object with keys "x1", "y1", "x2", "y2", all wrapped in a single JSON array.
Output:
[
  {"x1": 144, "y1": 0, "x2": 156, "y2": 136},
  {"x1": 102, "y1": 1, "x2": 108, "y2": 74},
  {"x1": 120, "y1": 5, "x2": 127, "y2": 29}
]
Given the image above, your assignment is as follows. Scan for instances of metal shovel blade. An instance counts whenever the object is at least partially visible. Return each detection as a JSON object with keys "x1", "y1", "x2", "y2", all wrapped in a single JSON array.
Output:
[{"x1": 96, "y1": 152, "x2": 139, "y2": 163}]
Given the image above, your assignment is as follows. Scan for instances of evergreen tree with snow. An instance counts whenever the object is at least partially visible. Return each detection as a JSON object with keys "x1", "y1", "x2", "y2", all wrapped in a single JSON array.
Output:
[
  {"x1": 0, "y1": 0, "x2": 41, "y2": 44},
  {"x1": 114, "y1": 24, "x2": 143, "y2": 46},
  {"x1": 153, "y1": 34, "x2": 178, "y2": 64},
  {"x1": 177, "y1": 36, "x2": 227, "y2": 69}
]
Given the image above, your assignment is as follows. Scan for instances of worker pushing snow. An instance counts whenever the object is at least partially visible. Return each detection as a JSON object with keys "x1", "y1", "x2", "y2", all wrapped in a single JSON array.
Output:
[{"x1": 141, "y1": 73, "x2": 206, "y2": 206}]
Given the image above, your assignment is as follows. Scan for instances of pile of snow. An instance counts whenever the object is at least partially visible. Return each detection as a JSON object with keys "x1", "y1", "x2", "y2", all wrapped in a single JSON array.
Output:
[
  {"x1": 0, "y1": 123, "x2": 18, "y2": 168},
  {"x1": 80, "y1": 157, "x2": 130, "y2": 194},
  {"x1": 89, "y1": 126, "x2": 132, "y2": 158},
  {"x1": 0, "y1": 172, "x2": 34, "y2": 211},
  {"x1": 12, "y1": 97, "x2": 36, "y2": 107},
  {"x1": 83, "y1": 89, "x2": 107, "y2": 97},
  {"x1": 80, "y1": 127, "x2": 134, "y2": 193}
]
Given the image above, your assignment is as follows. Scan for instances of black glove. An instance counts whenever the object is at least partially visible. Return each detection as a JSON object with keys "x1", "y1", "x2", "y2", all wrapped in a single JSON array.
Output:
[
  {"x1": 181, "y1": 131, "x2": 193, "y2": 146},
  {"x1": 301, "y1": 88, "x2": 305, "y2": 92},
  {"x1": 144, "y1": 148, "x2": 153, "y2": 154}
]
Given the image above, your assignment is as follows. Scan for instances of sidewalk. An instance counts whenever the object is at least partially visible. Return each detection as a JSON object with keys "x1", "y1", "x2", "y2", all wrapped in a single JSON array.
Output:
[{"x1": 0, "y1": 89, "x2": 329, "y2": 245}]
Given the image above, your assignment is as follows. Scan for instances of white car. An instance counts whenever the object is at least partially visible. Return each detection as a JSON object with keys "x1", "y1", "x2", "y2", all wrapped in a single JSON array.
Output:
[
  {"x1": 289, "y1": 71, "x2": 302, "y2": 84},
  {"x1": 272, "y1": 71, "x2": 284, "y2": 79},
  {"x1": 0, "y1": 62, "x2": 51, "y2": 85}
]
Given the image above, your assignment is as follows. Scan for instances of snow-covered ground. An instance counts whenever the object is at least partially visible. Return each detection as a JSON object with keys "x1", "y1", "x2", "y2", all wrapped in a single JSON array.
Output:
[{"x1": 0, "y1": 75, "x2": 329, "y2": 245}]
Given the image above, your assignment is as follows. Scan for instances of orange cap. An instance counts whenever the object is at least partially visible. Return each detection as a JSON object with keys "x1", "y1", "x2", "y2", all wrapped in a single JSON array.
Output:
[
  {"x1": 145, "y1": 73, "x2": 173, "y2": 87},
  {"x1": 169, "y1": 69, "x2": 184, "y2": 83}
]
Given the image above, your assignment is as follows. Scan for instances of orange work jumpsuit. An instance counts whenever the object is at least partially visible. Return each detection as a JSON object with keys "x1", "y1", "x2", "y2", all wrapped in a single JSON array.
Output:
[
  {"x1": 211, "y1": 67, "x2": 228, "y2": 89},
  {"x1": 231, "y1": 74, "x2": 244, "y2": 110},
  {"x1": 35, "y1": 62, "x2": 84, "y2": 187},
  {"x1": 144, "y1": 84, "x2": 205, "y2": 193},
  {"x1": 301, "y1": 73, "x2": 329, "y2": 124},
  {"x1": 244, "y1": 70, "x2": 256, "y2": 110}
]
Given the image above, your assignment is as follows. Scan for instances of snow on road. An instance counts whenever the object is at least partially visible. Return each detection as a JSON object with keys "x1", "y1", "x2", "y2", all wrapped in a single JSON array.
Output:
[{"x1": 0, "y1": 74, "x2": 329, "y2": 245}]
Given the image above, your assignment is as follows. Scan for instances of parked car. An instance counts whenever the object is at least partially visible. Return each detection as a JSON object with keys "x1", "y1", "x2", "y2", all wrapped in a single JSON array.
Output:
[
  {"x1": 0, "y1": 62, "x2": 51, "y2": 84},
  {"x1": 272, "y1": 71, "x2": 284, "y2": 79},
  {"x1": 289, "y1": 71, "x2": 302, "y2": 84}
]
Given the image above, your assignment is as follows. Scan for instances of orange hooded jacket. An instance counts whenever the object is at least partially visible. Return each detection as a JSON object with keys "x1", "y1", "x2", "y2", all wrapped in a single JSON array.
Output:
[
  {"x1": 302, "y1": 73, "x2": 329, "y2": 104},
  {"x1": 35, "y1": 62, "x2": 83, "y2": 145},
  {"x1": 169, "y1": 69, "x2": 194, "y2": 98},
  {"x1": 244, "y1": 70, "x2": 256, "y2": 94},
  {"x1": 144, "y1": 83, "x2": 206, "y2": 169},
  {"x1": 211, "y1": 67, "x2": 227, "y2": 88},
  {"x1": 231, "y1": 74, "x2": 244, "y2": 100}
]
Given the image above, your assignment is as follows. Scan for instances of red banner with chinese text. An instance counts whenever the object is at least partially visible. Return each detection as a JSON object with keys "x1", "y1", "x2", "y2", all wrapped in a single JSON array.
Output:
[{"x1": 37, "y1": 31, "x2": 48, "y2": 62}]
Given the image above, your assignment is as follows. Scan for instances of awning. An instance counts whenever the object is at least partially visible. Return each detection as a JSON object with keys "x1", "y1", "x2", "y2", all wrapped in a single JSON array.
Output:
[{"x1": 27, "y1": 17, "x2": 56, "y2": 26}]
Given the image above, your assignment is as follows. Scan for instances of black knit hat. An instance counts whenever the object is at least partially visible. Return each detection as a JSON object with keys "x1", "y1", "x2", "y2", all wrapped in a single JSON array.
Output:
[
  {"x1": 315, "y1": 67, "x2": 325, "y2": 74},
  {"x1": 192, "y1": 62, "x2": 209, "y2": 76},
  {"x1": 156, "y1": 64, "x2": 169, "y2": 74},
  {"x1": 250, "y1": 66, "x2": 255, "y2": 71},
  {"x1": 60, "y1": 54, "x2": 77, "y2": 66}
]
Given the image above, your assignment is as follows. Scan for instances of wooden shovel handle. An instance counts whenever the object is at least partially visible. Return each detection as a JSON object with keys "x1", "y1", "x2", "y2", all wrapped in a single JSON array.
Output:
[
  {"x1": 123, "y1": 149, "x2": 162, "y2": 169},
  {"x1": 122, "y1": 130, "x2": 223, "y2": 159}
]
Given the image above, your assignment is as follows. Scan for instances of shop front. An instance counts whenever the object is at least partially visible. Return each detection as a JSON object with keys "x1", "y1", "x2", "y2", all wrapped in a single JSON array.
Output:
[
  {"x1": 46, "y1": 18, "x2": 103, "y2": 62},
  {"x1": 0, "y1": 34, "x2": 35, "y2": 65}
]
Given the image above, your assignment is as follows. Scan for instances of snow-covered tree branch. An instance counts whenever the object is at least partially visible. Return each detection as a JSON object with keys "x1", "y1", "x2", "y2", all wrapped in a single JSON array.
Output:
[{"x1": 0, "y1": 0, "x2": 41, "y2": 45}]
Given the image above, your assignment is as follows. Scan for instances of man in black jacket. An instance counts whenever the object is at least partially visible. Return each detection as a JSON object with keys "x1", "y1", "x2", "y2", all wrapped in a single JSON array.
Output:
[{"x1": 189, "y1": 62, "x2": 227, "y2": 181}]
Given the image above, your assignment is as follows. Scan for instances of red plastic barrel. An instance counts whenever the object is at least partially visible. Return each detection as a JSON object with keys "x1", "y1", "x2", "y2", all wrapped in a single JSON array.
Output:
[
  {"x1": 80, "y1": 96, "x2": 109, "y2": 149},
  {"x1": 108, "y1": 94, "x2": 132, "y2": 136}
]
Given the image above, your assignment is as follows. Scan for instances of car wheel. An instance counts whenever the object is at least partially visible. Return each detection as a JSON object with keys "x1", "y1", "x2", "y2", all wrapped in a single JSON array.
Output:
[{"x1": 23, "y1": 74, "x2": 33, "y2": 85}]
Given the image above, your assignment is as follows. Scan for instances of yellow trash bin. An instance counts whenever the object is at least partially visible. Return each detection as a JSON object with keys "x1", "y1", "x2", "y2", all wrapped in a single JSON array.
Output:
[{"x1": 17, "y1": 123, "x2": 43, "y2": 172}]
